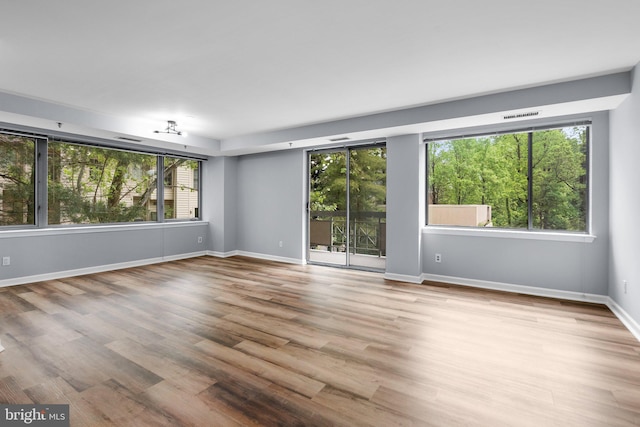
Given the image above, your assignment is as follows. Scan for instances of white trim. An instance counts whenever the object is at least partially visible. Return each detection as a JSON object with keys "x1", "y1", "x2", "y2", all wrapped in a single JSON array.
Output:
[
  {"x1": 0, "y1": 221, "x2": 209, "y2": 239},
  {"x1": 206, "y1": 250, "x2": 303, "y2": 265},
  {"x1": 423, "y1": 226, "x2": 596, "y2": 243},
  {"x1": 0, "y1": 251, "x2": 206, "y2": 289},
  {"x1": 606, "y1": 298, "x2": 640, "y2": 343},
  {"x1": 161, "y1": 251, "x2": 207, "y2": 262},
  {"x1": 420, "y1": 273, "x2": 608, "y2": 304},
  {"x1": 235, "y1": 251, "x2": 304, "y2": 265},
  {"x1": 384, "y1": 272, "x2": 423, "y2": 284},
  {"x1": 207, "y1": 250, "x2": 240, "y2": 258}
]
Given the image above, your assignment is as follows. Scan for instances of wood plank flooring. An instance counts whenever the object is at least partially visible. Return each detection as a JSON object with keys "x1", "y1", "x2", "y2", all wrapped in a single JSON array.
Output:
[{"x1": 1, "y1": 256, "x2": 640, "y2": 426}]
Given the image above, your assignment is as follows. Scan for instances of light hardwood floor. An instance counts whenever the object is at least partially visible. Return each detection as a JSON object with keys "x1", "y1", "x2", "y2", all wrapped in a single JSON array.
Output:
[{"x1": 1, "y1": 256, "x2": 639, "y2": 426}]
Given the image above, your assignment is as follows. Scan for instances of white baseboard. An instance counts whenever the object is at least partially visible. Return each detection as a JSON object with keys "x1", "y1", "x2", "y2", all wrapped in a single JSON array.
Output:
[
  {"x1": 0, "y1": 251, "x2": 207, "y2": 289},
  {"x1": 606, "y1": 298, "x2": 640, "y2": 343},
  {"x1": 161, "y1": 251, "x2": 207, "y2": 262},
  {"x1": 234, "y1": 251, "x2": 304, "y2": 265},
  {"x1": 420, "y1": 273, "x2": 609, "y2": 304},
  {"x1": 207, "y1": 250, "x2": 240, "y2": 258},
  {"x1": 384, "y1": 272, "x2": 423, "y2": 284},
  {"x1": 207, "y1": 250, "x2": 303, "y2": 265}
]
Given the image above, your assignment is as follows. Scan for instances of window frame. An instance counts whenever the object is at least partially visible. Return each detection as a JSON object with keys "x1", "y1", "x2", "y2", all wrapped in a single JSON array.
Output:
[
  {"x1": 0, "y1": 127, "x2": 205, "y2": 231},
  {"x1": 424, "y1": 120, "x2": 591, "y2": 235}
]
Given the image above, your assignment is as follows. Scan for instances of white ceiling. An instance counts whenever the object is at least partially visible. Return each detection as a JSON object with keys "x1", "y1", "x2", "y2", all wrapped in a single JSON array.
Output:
[{"x1": 2, "y1": 1, "x2": 640, "y2": 148}]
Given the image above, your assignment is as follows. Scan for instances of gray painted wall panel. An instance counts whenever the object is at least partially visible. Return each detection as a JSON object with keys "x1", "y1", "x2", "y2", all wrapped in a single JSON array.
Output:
[
  {"x1": 163, "y1": 224, "x2": 209, "y2": 256},
  {"x1": 205, "y1": 157, "x2": 238, "y2": 254},
  {"x1": 0, "y1": 223, "x2": 208, "y2": 282},
  {"x1": 422, "y1": 234, "x2": 600, "y2": 293},
  {"x1": 202, "y1": 157, "x2": 221, "y2": 251},
  {"x1": 224, "y1": 157, "x2": 238, "y2": 252},
  {"x1": 236, "y1": 149, "x2": 305, "y2": 260},
  {"x1": 609, "y1": 65, "x2": 640, "y2": 325},
  {"x1": 386, "y1": 134, "x2": 424, "y2": 277}
]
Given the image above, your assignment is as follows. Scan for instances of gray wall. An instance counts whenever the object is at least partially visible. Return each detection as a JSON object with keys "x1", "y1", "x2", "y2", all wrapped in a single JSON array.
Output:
[
  {"x1": 0, "y1": 223, "x2": 209, "y2": 284},
  {"x1": 235, "y1": 149, "x2": 305, "y2": 261},
  {"x1": 609, "y1": 65, "x2": 640, "y2": 324},
  {"x1": 205, "y1": 156, "x2": 238, "y2": 254},
  {"x1": 422, "y1": 111, "x2": 610, "y2": 295},
  {"x1": 386, "y1": 134, "x2": 425, "y2": 278}
]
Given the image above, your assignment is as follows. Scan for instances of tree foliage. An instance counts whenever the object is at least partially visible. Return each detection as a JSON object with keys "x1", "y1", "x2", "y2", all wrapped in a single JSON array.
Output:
[
  {"x1": 310, "y1": 147, "x2": 386, "y2": 213},
  {"x1": 428, "y1": 126, "x2": 587, "y2": 231},
  {"x1": 0, "y1": 135, "x2": 35, "y2": 225},
  {"x1": 48, "y1": 143, "x2": 158, "y2": 224},
  {"x1": 1, "y1": 137, "x2": 200, "y2": 227}
]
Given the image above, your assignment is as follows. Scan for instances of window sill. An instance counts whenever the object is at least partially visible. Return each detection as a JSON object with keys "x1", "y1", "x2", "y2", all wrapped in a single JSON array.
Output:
[
  {"x1": 423, "y1": 226, "x2": 596, "y2": 243},
  {"x1": 0, "y1": 221, "x2": 209, "y2": 239}
]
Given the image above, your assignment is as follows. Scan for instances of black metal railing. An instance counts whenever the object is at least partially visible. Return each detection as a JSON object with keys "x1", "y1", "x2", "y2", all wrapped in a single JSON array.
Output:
[{"x1": 309, "y1": 211, "x2": 386, "y2": 257}]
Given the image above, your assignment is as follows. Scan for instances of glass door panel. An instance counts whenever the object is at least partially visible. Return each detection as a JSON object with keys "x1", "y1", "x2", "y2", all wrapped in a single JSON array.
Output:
[
  {"x1": 308, "y1": 151, "x2": 347, "y2": 266},
  {"x1": 308, "y1": 145, "x2": 387, "y2": 270},
  {"x1": 349, "y1": 147, "x2": 386, "y2": 270}
]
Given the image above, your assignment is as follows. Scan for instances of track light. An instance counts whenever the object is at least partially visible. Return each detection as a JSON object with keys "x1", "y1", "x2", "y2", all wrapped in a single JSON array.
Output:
[{"x1": 154, "y1": 120, "x2": 186, "y2": 136}]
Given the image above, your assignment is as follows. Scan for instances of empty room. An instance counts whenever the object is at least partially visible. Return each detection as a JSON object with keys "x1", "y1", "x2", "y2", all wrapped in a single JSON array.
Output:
[{"x1": 1, "y1": 1, "x2": 640, "y2": 426}]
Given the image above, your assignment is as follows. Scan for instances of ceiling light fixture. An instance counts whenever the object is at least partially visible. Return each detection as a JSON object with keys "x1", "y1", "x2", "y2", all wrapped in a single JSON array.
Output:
[{"x1": 154, "y1": 120, "x2": 186, "y2": 136}]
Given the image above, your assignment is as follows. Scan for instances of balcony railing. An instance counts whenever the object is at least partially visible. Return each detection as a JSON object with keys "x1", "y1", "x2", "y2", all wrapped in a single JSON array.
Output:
[{"x1": 309, "y1": 211, "x2": 386, "y2": 257}]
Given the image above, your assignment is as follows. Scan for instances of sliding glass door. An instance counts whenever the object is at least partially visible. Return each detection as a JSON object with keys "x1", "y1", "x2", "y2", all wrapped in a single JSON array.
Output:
[
  {"x1": 348, "y1": 146, "x2": 386, "y2": 269},
  {"x1": 308, "y1": 151, "x2": 348, "y2": 266},
  {"x1": 308, "y1": 144, "x2": 386, "y2": 270}
]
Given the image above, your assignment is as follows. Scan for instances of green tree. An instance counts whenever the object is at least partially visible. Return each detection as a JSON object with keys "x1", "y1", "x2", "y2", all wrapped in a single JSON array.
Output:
[
  {"x1": 0, "y1": 135, "x2": 35, "y2": 226},
  {"x1": 349, "y1": 147, "x2": 386, "y2": 213},
  {"x1": 310, "y1": 148, "x2": 386, "y2": 213},
  {"x1": 48, "y1": 143, "x2": 157, "y2": 224},
  {"x1": 310, "y1": 151, "x2": 347, "y2": 212},
  {"x1": 428, "y1": 126, "x2": 587, "y2": 230},
  {"x1": 531, "y1": 128, "x2": 586, "y2": 230},
  {"x1": 492, "y1": 133, "x2": 528, "y2": 227}
]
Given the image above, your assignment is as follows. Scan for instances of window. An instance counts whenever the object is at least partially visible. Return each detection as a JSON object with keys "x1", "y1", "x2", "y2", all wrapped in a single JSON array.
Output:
[
  {"x1": 0, "y1": 128, "x2": 204, "y2": 229},
  {"x1": 0, "y1": 133, "x2": 36, "y2": 226},
  {"x1": 164, "y1": 169, "x2": 173, "y2": 187},
  {"x1": 427, "y1": 124, "x2": 589, "y2": 232},
  {"x1": 48, "y1": 142, "x2": 158, "y2": 224},
  {"x1": 162, "y1": 156, "x2": 200, "y2": 220}
]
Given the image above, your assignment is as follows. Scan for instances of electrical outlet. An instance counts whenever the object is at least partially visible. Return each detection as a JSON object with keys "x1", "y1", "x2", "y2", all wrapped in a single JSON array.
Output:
[
  {"x1": 2, "y1": 256, "x2": 10, "y2": 266},
  {"x1": 279, "y1": 241, "x2": 283, "y2": 248},
  {"x1": 435, "y1": 253, "x2": 442, "y2": 263},
  {"x1": 624, "y1": 280, "x2": 628, "y2": 294},
  {"x1": 197, "y1": 236, "x2": 203, "y2": 244}
]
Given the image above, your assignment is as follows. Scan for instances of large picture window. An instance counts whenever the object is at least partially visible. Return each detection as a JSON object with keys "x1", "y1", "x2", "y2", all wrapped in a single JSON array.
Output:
[
  {"x1": 0, "y1": 129, "x2": 203, "y2": 229},
  {"x1": 427, "y1": 124, "x2": 589, "y2": 232},
  {"x1": 48, "y1": 142, "x2": 158, "y2": 224},
  {"x1": 0, "y1": 134, "x2": 36, "y2": 226}
]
